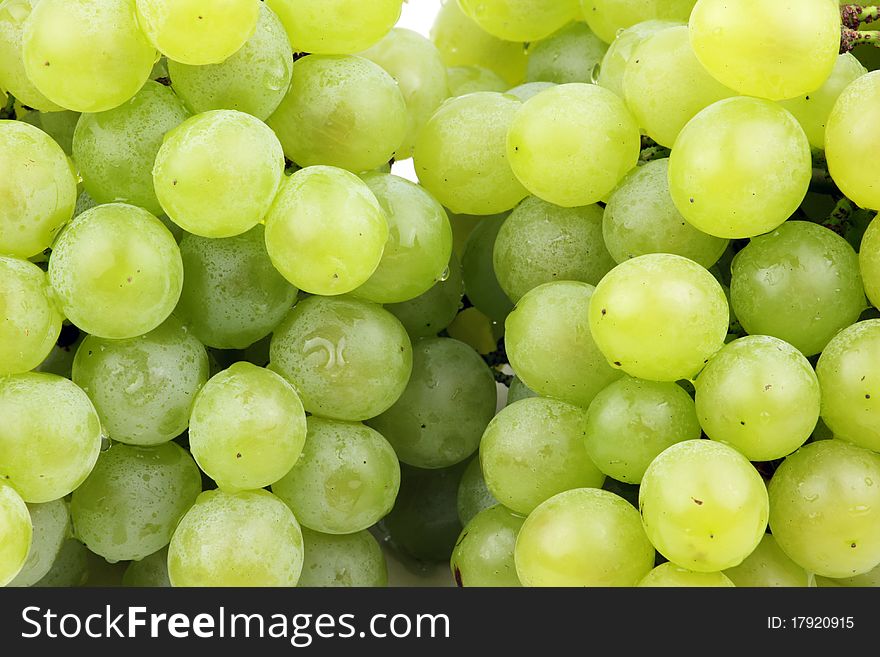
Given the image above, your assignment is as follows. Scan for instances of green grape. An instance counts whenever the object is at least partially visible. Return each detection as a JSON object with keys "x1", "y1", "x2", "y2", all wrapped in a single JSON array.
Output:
[
  {"x1": 723, "y1": 533, "x2": 813, "y2": 587},
  {"x1": 22, "y1": 0, "x2": 156, "y2": 113},
  {"x1": 526, "y1": 21, "x2": 607, "y2": 85},
  {"x1": 603, "y1": 159, "x2": 728, "y2": 269},
  {"x1": 507, "y1": 83, "x2": 640, "y2": 208},
  {"x1": 639, "y1": 439, "x2": 769, "y2": 572},
  {"x1": 730, "y1": 221, "x2": 866, "y2": 357},
  {"x1": 457, "y1": 457, "x2": 498, "y2": 525},
  {"x1": 461, "y1": 215, "x2": 514, "y2": 321},
  {"x1": 122, "y1": 547, "x2": 171, "y2": 587},
  {"x1": 385, "y1": 253, "x2": 464, "y2": 339},
  {"x1": 585, "y1": 376, "x2": 701, "y2": 484},
  {"x1": 367, "y1": 338, "x2": 496, "y2": 469},
  {"x1": 26, "y1": 109, "x2": 79, "y2": 155},
  {"x1": 769, "y1": 440, "x2": 880, "y2": 578},
  {"x1": 298, "y1": 528, "x2": 387, "y2": 588},
  {"x1": 689, "y1": 0, "x2": 840, "y2": 101},
  {"x1": 168, "y1": 3, "x2": 292, "y2": 121},
  {"x1": 695, "y1": 336, "x2": 820, "y2": 462},
  {"x1": 35, "y1": 328, "x2": 83, "y2": 379},
  {"x1": 481, "y1": 397, "x2": 605, "y2": 515},
  {"x1": 816, "y1": 562, "x2": 880, "y2": 588},
  {"x1": 168, "y1": 489, "x2": 304, "y2": 587},
  {"x1": 72, "y1": 316, "x2": 208, "y2": 446},
  {"x1": 515, "y1": 488, "x2": 655, "y2": 587},
  {"x1": 0, "y1": 0, "x2": 63, "y2": 111},
  {"x1": 73, "y1": 80, "x2": 190, "y2": 217},
  {"x1": 73, "y1": 190, "x2": 98, "y2": 218},
  {"x1": 493, "y1": 197, "x2": 615, "y2": 303},
  {"x1": 48, "y1": 204, "x2": 183, "y2": 340},
  {"x1": 668, "y1": 97, "x2": 811, "y2": 239},
  {"x1": 0, "y1": 256, "x2": 63, "y2": 375},
  {"x1": 596, "y1": 20, "x2": 681, "y2": 99},
  {"x1": 447, "y1": 65, "x2": 508, "y2": 95},
  {"x1": 153, "y1": 110, "x2": 284, "y2": 238},
  {"x1": 458, "y1": 0, "x2": 580, "y2": 42},
  {"x1": 637, "y1": 563, "x2": 735, "y2": 587},
  {"x1": 506, "y1": 376, "x2": 537, "y2": 405},
  {"x1": 176, "y1": 227, "x2": 298, "y2": 350},
  {"x1": 266, "y1": 55, "x2": 406, "y2": 173},
  {"x1": 265, "y1": 167, "x2": 388, "y2": 296},
  {"x1": 861, "y1": 215, "x2": 880, "y2": 308},
  {"x1": 0, "y1": 481, "x2": 31, "y2": 586},
  {"x1": 506, "y1": 281, "x2": 622, "y2": 407},
  {"x1": 190, "y1": 362, "x2": 307, "y2": 492},
  {"x1": 589, "y1": 254, "x2": 729, "y2": 382},
  {"x1": 32, "y1": 538, "x2": 88, "y2": 587},
  {"x1": 271, "y1": 417, "x2": 400, "y2": 535},
  {"x1": 447, "y1": 307, "x2": 502, "y2": 355},
  {"x1": 6, "y1": 499, "x2": 66, "y2": 587},
  {"x1": 451, "y1": 505, "x2": 523, "y2": 587},
  {"x1": 582, "y1": 0, "x2": 696, "y2": 43},
  {"x1": 70, "y1": 441, "x2": 202, "y2": 563},
  {"x1": 506, "y1": 81, "x2": 555, "y2": 102},
  {"x1": 135, "y1": 0, "x2": 260, "y2": 66},
  {"x1": 0, "y1": 120, "x2": 77, "y2": 259}
]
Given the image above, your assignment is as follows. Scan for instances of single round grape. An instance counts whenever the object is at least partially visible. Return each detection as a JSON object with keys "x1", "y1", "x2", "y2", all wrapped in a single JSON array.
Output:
[
  {"x1": 26, "y1": 109, "x2": 78, "y2": 155},
  {"x1": 7, "y1": 499, "x2": 68, "y2": 587},
  {"x1": 0, "y1": 481, "x2": 31, "y2": 586},
  {"x1": 451, "y1": 505, "x2": 524, "y2": 587},
  {"x1": 447, "y1": 65, "x2": 507, "y2": 96},
  {"x1": 596, "y1": 19, "x2": 681, "y2": 99},
  {"x1": 506, "y1": 81, "x2": 556, "y2": 101},
  {"x1": 122, "y1": 547, "x2": 171, "y2": 587},
  {"x1": 723, "y1": 533, "x2": 813, "y2": 587},
  {"x1": 32, "y1": 537, "x2": 88, "y2": 588},
  {"x1": 0, "y1": 0, "x2": 62, "y2": 111},
  {"x1": 385, "y1": 253, "x2": 464, "y2": 339},
  {"x1": 526, "y1": 21, "x2": 607, "y2": 85},
  {"x1": 298, "y1": 528, "x2": 387, "y2": 588},
  {"x1": 860, "y1": 215, "x2": 880, "y2": 309},
  {"x1": 461, "y1": 215, "x2": 514, "y2": 321},
  {"x1": 458, "y1": 0, "x2": 579, "y2": 42},
  {"x1": 582, "y1": 0, "x2": 696, "y2": 43},
  {"x1": 637, "y1": 563, "x2": 734, "y2": 587},
  {"x1": 168, "y1": 489, "x2": 304, "y2": 587},
  {"x1": 457, "y1": 457, "x2": 498, "y2": 526}
]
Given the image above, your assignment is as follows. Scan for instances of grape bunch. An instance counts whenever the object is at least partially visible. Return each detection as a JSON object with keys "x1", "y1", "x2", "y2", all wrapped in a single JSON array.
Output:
[{"x1": 2, "y1": 0, "x2": 880, "y2": 590}]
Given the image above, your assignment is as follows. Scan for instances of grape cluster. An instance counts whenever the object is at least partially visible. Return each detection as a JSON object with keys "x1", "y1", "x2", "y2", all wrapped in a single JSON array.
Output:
[{"x1": 2, "y1": 0, "x2": 880, "y2": 590}]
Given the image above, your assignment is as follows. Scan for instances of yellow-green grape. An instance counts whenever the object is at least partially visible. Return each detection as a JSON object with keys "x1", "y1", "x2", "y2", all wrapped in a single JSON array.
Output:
[
  {"x1": 0, "y1": 121, "x2": 76, "y2": 259},
  {"x1": 506, "y1": 281, "x2": 622, "y2": 407},
  {"x1": 271, "y1": 417, "x2": 400, "y2": 535},
  {"x1": 270, "y1": 296, "x2": 412, "y2": 421},
  {"x1": 457, "y1": 457, "x2": 499, "y2": 525},
  {"x1": 22, "y1": 0, "x2": 156, "y2": 113},
  {"x1": 639, "y1": 440, "x2": 769, "y2": 572},
  {"x1": 668, "y1": 97, "x2": 811, "y2": 239},
  {"x1": 769, "y1": 440, "x2": 880, "y2": 578},
  {"x1": 730, "y1": 221, "x2": 866, "y2": 357},
  {"x1": 266, "y1": 55, "x2": 406, "y2": 173},
  {"x1": 582, "y1": 0, "x2": 696, "y2": 44},
  {"x1": 0, "y1": 481, "x2": 31, "y2": 586},
  {"x1": 0, "y1": 372, "x2": 101, "y2": 503},
  {"x1": 135, "y1": 0, "x2": 259, "y2": 66},
  {"x1": 637, "y1": 563, "x2": 735, "y2": 587},
  {"x1": 461, "y1": 215, "x2": 513, "y2": 321},
  {"x1": 861, "y1": 215, "x2": 880, "y2": 308},
  {"x1": 515, "y1": 488, "x2": 655, "y2": 587},
  {"x1": 458, "y1": 0, "x2": 580, "y2": 42},
  {"x1": 24, "y1": 109, "x2": 79, "y2": 156},
  {"x1": 480, "y1": 397, "x2": 605, "y2": 515},
  {"x1": 585, "y1": 377, "x2": 701, "y2": 485},
  {"x1": 153, "y1": 110, "x2": 284, "y2": 239},
  {"x1": 73, "y1": 81, "x2": 190, "y2": 217},
  {"x1": 189, "y1": 362, "x2": 307, "y2": 492},
  {"x1": 353, "y1": 173, "x2": 452, "y2": 304},
  {"x1": 385, "y1": 253, "x2": 464, "y2": 339},
  {"x1": 826, "y1": 71, "x2": 880, "y2": 210},
  {"x1": 168, "y1": 489, "x2": 304, "y2": 587},
  {"x1": 506, "y1": 81, "x2": 555, "y2": 101},
  {"x1": 175, "y1": 226, "x2": 298, "y2": 350},
  {"x1": 70, "y1": 442, "x2": 201, "y2": 563},
  {"x1": 507, "y1": 83, "x2": 640, "y2": 208},
  {"x1": 596, "y1": 20, "x2": 681, "y2": 99},
  {"x1": 122, "y1": 547, "x2": 171, "y2": 587},
  {"x1": 72, "y1": 315, "x2": 209, "y2": 446},
  {"x1": 696, "y1": 336, "x2": 820, "y2": 462},
  {"x1": 32, "y1": 537, "x2": 88, "y2": 587},
  {"x1": 298, "y1": 527, "x2": 387, "y2": 588},
  {"x1": 0, "y1": 0, "x2": 62, "y2": 111},
  {"x1": 589, "y1": 254, "x2": 729, "y2": 382},
  {"x1": 360, "y1": 28, "x2": 449, "y2": 160},
  {"x1": 526, "y1": 21, "x2": 607, "y2": 85},
  {"x1": 451, "y1": 505, "x2": 524, "y2": 587},
  {"x1": 48, "y1": 204, "x2": 184, "y2": 340},
  {"x1": 447, "y1": 65, "x2": 508, "y2": 95},
  {"x1": 816, "y1": 562, "x2": 880, "y2": 588},
  {"x1": 7, "y1": 499, "x2": 68, "y2": 587},
  {"x1": 493, "y1": 197, "x2": 615, "y2": 303},
  {"x1": 723, "y1": 533, "x2": 813, "y2": 587},
  {"x1": 264, "y1": 166, "x2": 388, "y2": 296},
  {"x1": 0, "y1": 257, "x2": 62, "y2": 375}
]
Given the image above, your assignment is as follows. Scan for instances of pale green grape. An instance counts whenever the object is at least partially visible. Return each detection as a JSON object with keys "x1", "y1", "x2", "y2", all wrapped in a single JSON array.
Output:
[
  {"x1": 493, "y1": 197, "x2": 615, "y2": 303},
  {"x1": 367, "y1": 338, "x2": 496, "y2": 469},
  {"x1": 447, "y1": 65, "x2": 507, "y2": 95},
  {"x1": 122, "y1": 547, "x2": 171, "y2": 587},
  {"x1": 73, "y1": 80, "x2": 190, "y2": 217},
  {"x1": 271, "y1": 417, "x2": 400, "y2": 535},
  {"x1": 385, "y1": 254, "x2": 464, "y2": 339},
  {"x1": 176, "y1": 226, "x2": 298, "y2": 350},
  {"x1": 153, "y1": 110, "x2": 283, "y2": 238},
  {"x1": 48, "y1": 204, "x2": 184, "y2": 340},
  {"x1": 461, "y1": 215, "x2": 513, "y2": 321},
  {"x1": 507, "y1": 83, "x2": 640, "y2": 208},
  {"x1": 457, "y1": 457, "x2": 498, "y2": 525},
  {"x1": 506, "y1": 81, "x2": 555, "y2": 102},
  {"x1": 135, "y1": 0, "x2": 259, "y2": 66},
  {"x1": 816, "y1": 562, "x2": 880, "y2": 588},
  {"x1": 506, "y1": 281, "x2": 622, "y2": 407},
  {"x1": 596, "y1": 20, "x2": 681, "y2": 99},
  {"x1": 582, "y1": 0, "x2": 696, "y2": 43},
  {"x1": 35, "y1": 329, "x2": 83, "y2": 379},
  {"x1": 730, "y1": 221, "x2": 866, "y2": 356},
  {"x1": 689, "y1": 0, "x2": 841, "y2": 101},
  {"x1": 515, "y1": 488, "x2": 655, "y2": 586},
  {"x1": 506, "y1": 376, "x2": 537, "y2": 405},
  {"x1": 6, "y1": 499, "x2": 66, "y2": 587},
  {"x1": 32, "y1": 538, "x2": 88, "y2": 587},
  {"x1": 585, "y1": 377, "x2": 701, "y2": 484},
  {"x1": 190, "y1": 362, "x2": 307, "y2": 492},
  {"x1": 668, "y1": 97, "x2": 811, "y2": 239},
  {"x1": 769, "y1": 440, "x2": 880, "y2": 578},
  {"x1": 0, "y1": 372, "x2": 101, "y2": 503},
  {"x1": 264, "y1": 166, "x2": 389, "y2": 296},
  {"x1": 637, "y1": 563, "x2": 734, "y2": 587},
  {"x1": 25, "y1": 109, "x2": 79, "y2": 155},
  {"x1": 458, "y1": 0, "x2": 580, "y2": 42},
  {"x1": 0, "y1": 120, "x2": 76, "y2": 259},
  {"x1": 451, "y1": 505, "x2": 523, "y2": 587},
  {"x1": 266, "y1": 55, "x2": 406, "y2": 173},
  {"x1": 861, "y1": 215, "x2": 880, "y2": 309},
  {"x1": 723, "y1": 533, "x2": 813, "y2": 587},
  {"x1": 481, "y1": 397, "x2": 605, "y2": 515},
  {"x1": 22, "y1": 0, "x2": 156, "y2": 113},
  {"x1": 0, "y1": 481, "x2": 31, "y2": 586},
  {"x1": 589, "y1": 254, "x2": 729, "y2": 382},
  {"x1": 168, "y1": 489, "x2": 304, "y2": 587},
  {"x1": 639, "y1": 440, "x2": 769, "y2": 572},
  {"x1": 527, "y1": 21, "x2": 607, "y2": 85},
  {"x1": 696, "y1": 336, "x2": 820, "y2": 461},
  {"x1": 298, "y1": 528, "x2": 387, "y2": 588},
  {"x1": 70, "y1": 441, "x2": 201, "y2": 563},
  {"x1": 0, "y1": 0, "x2": 62, "y2": 111}
]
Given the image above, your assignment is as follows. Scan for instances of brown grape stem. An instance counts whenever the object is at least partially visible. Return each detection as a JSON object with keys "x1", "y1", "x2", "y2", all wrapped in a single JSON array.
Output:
[
  {"x1": 841, "y1": 5, "x2": 880, "y2": 31},
  {"x1": 840, "y1": 27, "x2": 880, "y2": 52}
]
